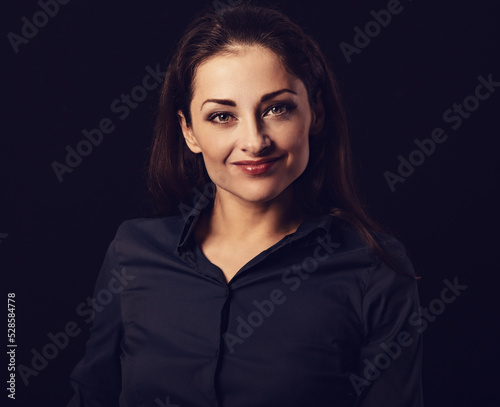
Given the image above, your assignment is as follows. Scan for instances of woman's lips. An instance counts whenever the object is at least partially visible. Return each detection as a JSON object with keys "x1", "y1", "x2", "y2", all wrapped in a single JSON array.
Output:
[{"x1": 233, "y1": 156, "x2": 283, "y2": 175}]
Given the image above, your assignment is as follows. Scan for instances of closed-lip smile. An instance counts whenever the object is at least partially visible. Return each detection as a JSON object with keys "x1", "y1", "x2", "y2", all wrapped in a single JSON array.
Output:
[{"x1": 232, "y1": 156, "x2": 283, "y2": 165}]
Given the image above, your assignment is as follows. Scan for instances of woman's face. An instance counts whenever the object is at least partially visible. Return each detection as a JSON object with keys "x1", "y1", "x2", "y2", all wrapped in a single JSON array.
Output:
[{"x1": 178, "y1": 45, "x2": 323, "y2": 205}]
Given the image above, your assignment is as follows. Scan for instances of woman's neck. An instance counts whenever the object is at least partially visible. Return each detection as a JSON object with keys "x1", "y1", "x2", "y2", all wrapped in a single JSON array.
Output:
[{"x1": 198, "y1": 184, "x2": 306, "y2": 244}]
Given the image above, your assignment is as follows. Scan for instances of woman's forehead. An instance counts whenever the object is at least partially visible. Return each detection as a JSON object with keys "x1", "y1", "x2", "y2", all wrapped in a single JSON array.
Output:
[{"x1": 191, "y1": 45, "x2": 306, "y2": 105}]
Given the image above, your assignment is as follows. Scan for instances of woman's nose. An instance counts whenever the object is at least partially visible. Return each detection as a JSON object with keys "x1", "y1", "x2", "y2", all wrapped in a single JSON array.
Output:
[{"x1": 238, "y1": 114, "x2": 271, "y2": 154}]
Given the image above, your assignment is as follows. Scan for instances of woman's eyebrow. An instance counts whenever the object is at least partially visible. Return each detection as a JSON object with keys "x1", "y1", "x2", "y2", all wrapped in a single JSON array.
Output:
[{"x1": 200, "y1": 88, "x2": 297, "y2": 111}]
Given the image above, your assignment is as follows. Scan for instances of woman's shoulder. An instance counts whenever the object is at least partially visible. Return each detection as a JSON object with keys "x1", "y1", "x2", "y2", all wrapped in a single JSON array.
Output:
[
  {"x1": 326, "y1": 215, "x2": 416, "y2": 278},
  {"x1": 327, "y1": 215, "x2": 404, "y2": 252},
  {"x1": 115, "y1": 215, "x2": 184, "y2": 238},
  {"x1": 108, "y1": 214, "x2": 187, "y2": 257}
]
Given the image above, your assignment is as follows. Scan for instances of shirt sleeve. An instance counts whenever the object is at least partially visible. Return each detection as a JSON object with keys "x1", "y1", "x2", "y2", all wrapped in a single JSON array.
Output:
[
  {"x1": 66, "y1": 237, "x2": 123, "y2": 407},
  {"x1": 351, "y1": 237, "x2": 424, "y2": 407}
]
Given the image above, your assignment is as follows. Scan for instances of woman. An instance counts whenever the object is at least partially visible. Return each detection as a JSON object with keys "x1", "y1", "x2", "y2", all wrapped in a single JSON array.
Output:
[{"x1": 67, "y1": 3, "x2": 423, "y2": 406}]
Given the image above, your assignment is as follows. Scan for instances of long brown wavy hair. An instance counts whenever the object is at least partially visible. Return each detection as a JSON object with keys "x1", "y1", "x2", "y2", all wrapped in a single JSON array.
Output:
[{"x1": 147, "y1": 1, "x2": 411, "y2": 275}]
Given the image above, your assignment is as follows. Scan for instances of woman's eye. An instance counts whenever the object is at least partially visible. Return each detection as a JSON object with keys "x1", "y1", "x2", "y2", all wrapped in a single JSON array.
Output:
[
  {"x1": 266, "y1": 104, "x2": 295, "y2": 117},
  {"x1": 209, "y1": 112, "x2": 232, "y2": 124},
  {"x1": 208, "y1": 104, "x2": 295, "y2": 124}
]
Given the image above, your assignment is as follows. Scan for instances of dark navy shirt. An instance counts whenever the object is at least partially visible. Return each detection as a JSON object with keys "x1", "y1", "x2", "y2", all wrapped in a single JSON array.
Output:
[{"x1": 67, "y1": 196, "x2": 423, "y2": 407}]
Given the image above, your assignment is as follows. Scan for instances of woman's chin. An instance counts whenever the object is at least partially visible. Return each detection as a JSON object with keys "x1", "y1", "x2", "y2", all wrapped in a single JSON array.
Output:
[{"x1": 216, "y1": 182, "x2": 294, "y2": 205}]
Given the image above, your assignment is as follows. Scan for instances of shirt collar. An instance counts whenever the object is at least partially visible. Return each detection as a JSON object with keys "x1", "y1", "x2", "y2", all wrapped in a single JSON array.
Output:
[
  {"x1": 176, "y1": 193, "x2": 333, "y2": 257},
  {"x1": 176, "y1": 195, "x2": 212, "y2": 257}
]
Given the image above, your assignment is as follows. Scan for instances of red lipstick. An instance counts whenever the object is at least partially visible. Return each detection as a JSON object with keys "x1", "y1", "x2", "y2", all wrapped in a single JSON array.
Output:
[{"x1": 232, "y1": 156, "x2": 283, "y2": 175}]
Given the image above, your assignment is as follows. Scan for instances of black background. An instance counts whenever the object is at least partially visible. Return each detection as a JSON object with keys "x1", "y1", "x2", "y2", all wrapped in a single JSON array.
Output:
[{"x1": 2, "y1": 0, "x2": 499, "y2": 405}]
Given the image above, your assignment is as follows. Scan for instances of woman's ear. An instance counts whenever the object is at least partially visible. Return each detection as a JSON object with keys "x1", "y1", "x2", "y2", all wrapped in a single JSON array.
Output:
[
  {"x1": 177, "y1": 110, "x2": 202, "y2": 154},
  {"x1": 309, "y1": 90, "x2": 325, "y2": 136}
]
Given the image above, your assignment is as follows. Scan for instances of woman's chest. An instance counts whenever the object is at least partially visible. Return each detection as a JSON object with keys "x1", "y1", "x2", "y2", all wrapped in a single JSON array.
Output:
[{"x1": 118, "y1": 262, "x2": 364, "y2": 406}]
